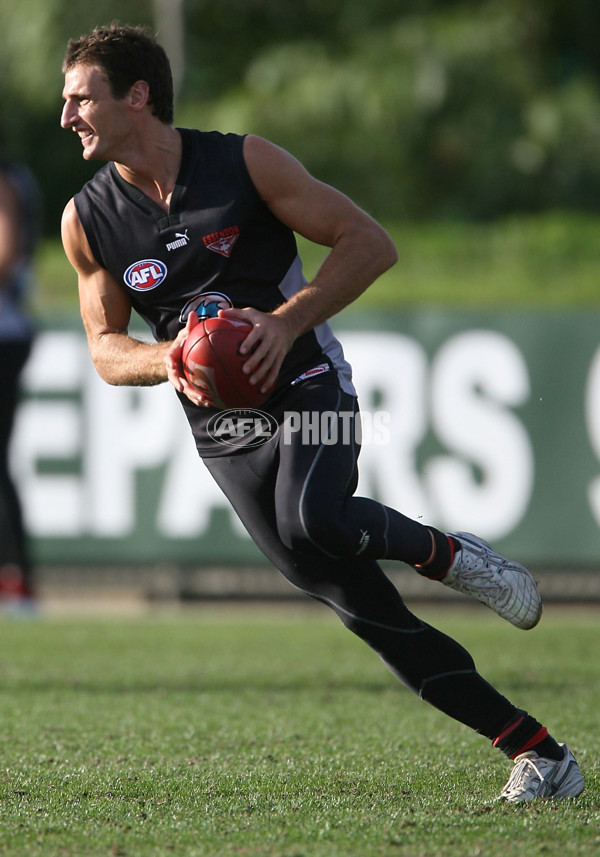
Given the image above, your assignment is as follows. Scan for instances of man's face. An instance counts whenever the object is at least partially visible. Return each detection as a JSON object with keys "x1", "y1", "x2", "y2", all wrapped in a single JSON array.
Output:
[{"x1": 61, "y1": 63, "x2": 132, "y2": 162}]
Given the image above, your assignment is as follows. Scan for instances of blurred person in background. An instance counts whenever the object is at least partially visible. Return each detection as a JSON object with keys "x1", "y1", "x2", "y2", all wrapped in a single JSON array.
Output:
[{"x1": 0, "y1": 124, "x2": 41, "y2": 607}]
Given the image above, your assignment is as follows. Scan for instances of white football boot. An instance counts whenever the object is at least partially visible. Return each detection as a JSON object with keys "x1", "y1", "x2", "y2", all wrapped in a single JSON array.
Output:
[
  {"x1": 443, "y1": 532, "x2": 542, "y2": 630},
  {"x1": 499, "y1": 744, "x2": 585, "y2": 803}
]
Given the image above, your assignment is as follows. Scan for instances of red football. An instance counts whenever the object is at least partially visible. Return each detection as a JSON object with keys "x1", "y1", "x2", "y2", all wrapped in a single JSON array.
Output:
[{"x1": 181, "y1": 317, "x2": 273, "y2": 408}]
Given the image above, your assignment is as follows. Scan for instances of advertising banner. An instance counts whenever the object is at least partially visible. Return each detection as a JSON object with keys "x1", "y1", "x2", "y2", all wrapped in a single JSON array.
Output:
[{"x1": 11, "y1": 310, "x2": 600, "y2": 567}]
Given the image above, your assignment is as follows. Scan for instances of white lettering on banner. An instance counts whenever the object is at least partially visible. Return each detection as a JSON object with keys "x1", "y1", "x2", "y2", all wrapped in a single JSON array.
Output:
[
  {"x1": 427, "y1": 331, "x2": 533, "y2": 539},
  {"x1": 86, "y1": 376, "x2": 180, "y2": 535},
  {"x1": 11, "y1": 333, "x2": 86, "y2": 535},
  {"x1": 156, "y1": 425, "x2": 245, "y2": 537},
  {"x1": 343, "y1": 329, "x2": 534, "y2": 541},
  {"x1": 11, "y1": 331, "x2": 235, "y2": 539},
  {"x1": 585, "y1": 345, "x2": 600, "y2": 525},
  {"x1": 342, "y1": 333, "x2": 433, "y2": 521},
  {"x1": 11, "y1": 328, "x2": 535, "y2": 545},
  {"x1": 13, "y1": 401, "x2": 84, "y2": 536}
]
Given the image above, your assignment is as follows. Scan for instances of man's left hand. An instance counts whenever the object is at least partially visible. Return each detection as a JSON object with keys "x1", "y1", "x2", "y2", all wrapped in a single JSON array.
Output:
[{"x1": 218, "y1": 307, "x2": 294, "y2": 393}]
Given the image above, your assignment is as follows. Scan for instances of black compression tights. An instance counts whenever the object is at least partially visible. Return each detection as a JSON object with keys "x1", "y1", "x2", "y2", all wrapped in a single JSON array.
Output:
[{"x1": 203, "y1": 382, "x2": 517, "y2": 740}]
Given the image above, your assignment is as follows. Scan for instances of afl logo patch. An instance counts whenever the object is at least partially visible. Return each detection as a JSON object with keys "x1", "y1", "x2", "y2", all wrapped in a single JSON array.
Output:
[{"x1": 123, "y1": 259, "x2": 167, "y2": 291}]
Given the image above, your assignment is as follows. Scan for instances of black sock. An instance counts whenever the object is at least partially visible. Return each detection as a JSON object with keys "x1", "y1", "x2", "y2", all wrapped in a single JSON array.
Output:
[
  {"x1": 493, "y1": 709, "x2": 563, "y2": 761},
  {"x1": 414, "y1": 528, "x2": 460, "y2": 580},
  {"x1": 529, "y1": 735, "x2": 564, "y2": 761}
]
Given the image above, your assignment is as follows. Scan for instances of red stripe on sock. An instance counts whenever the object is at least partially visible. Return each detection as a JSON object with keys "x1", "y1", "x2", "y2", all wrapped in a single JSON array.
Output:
[
  {"x1": 492, "y1": 715, "x2": 525, "y2": 747},
  {"x1": 415, "y1": 535, "x2": 456, "y2": 581},
  {"x1": 510, "y1": 726, "x2": 549, "y2": 759},
  {"x1": 414, "y1": 531, "x2": 436, "y2": 570},
  {"x1": 447, "y1": 536, "x2": 456, "y2": 567}
]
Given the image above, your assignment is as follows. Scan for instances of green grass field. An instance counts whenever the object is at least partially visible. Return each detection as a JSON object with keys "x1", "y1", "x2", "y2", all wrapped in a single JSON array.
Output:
[{"x1": 0, "y1": 604, "x2": 597, "y2": 856}]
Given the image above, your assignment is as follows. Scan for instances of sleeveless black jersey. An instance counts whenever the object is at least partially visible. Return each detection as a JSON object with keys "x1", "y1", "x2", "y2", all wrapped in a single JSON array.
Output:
[{"x1": 74, "y1": 128, "x2": 355, "y2": 455}]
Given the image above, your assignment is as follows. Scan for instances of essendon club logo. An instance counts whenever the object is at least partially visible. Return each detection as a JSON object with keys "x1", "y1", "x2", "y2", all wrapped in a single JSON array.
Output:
[
  {"x1": 203, "y1": 224, "x2": 240, "y2": 258},
  {"x1": 123, "y1": 259, "x2": 167, "y2": 291}
]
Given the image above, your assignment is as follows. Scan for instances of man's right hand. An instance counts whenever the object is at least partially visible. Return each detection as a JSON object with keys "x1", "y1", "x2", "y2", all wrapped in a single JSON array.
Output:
[{"x1": 165, "y1": 311, "x2": 215, "y2": 407}]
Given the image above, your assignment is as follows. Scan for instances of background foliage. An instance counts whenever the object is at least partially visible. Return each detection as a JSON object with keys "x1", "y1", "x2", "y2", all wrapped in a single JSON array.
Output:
[{"x1": 3, "y1": 0, "x2": 600, "y2": 236}]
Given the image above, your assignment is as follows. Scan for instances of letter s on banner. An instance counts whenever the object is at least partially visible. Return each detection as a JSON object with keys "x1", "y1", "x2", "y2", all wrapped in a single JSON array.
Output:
[{"x1": 427, "y1": 330, "x2": 534, "y2": 540}]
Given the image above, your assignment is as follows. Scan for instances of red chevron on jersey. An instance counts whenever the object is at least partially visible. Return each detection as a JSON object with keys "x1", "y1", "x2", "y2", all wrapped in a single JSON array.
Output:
[{"x1": 203, "y1": 225, "x2": 240, "y2": 257}]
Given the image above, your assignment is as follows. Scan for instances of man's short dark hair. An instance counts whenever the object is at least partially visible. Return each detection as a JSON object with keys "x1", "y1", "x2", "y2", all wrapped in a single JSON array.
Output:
[{"x1": 63, "y1": 23, "x2": 174, "y2": 124}]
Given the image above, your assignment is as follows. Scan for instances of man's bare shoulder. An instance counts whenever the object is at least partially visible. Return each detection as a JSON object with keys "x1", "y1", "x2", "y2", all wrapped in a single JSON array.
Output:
[
  {"x1": 61, "y1": 197, "x2": 81, "y2": 246},
  {"x1": 61, "y1": 196, "x2": 98, "y2": 274}
]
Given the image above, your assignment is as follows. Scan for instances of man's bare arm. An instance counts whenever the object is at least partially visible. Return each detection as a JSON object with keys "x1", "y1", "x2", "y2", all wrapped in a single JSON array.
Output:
[
  {"x1": 61, "y1": 198, "x2": 171, "y2": 386},
  {"x1": 246, "y1": 136, "x2": 397, "y2": 333},
  {"x1": 220, "y1": 135, "x2": 398, "y2": 391}
]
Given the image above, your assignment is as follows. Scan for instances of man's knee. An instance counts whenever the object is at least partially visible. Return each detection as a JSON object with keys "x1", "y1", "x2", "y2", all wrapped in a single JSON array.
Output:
[{"x1": 277, "y1": 504, "x2": 346, "y2": 558}]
